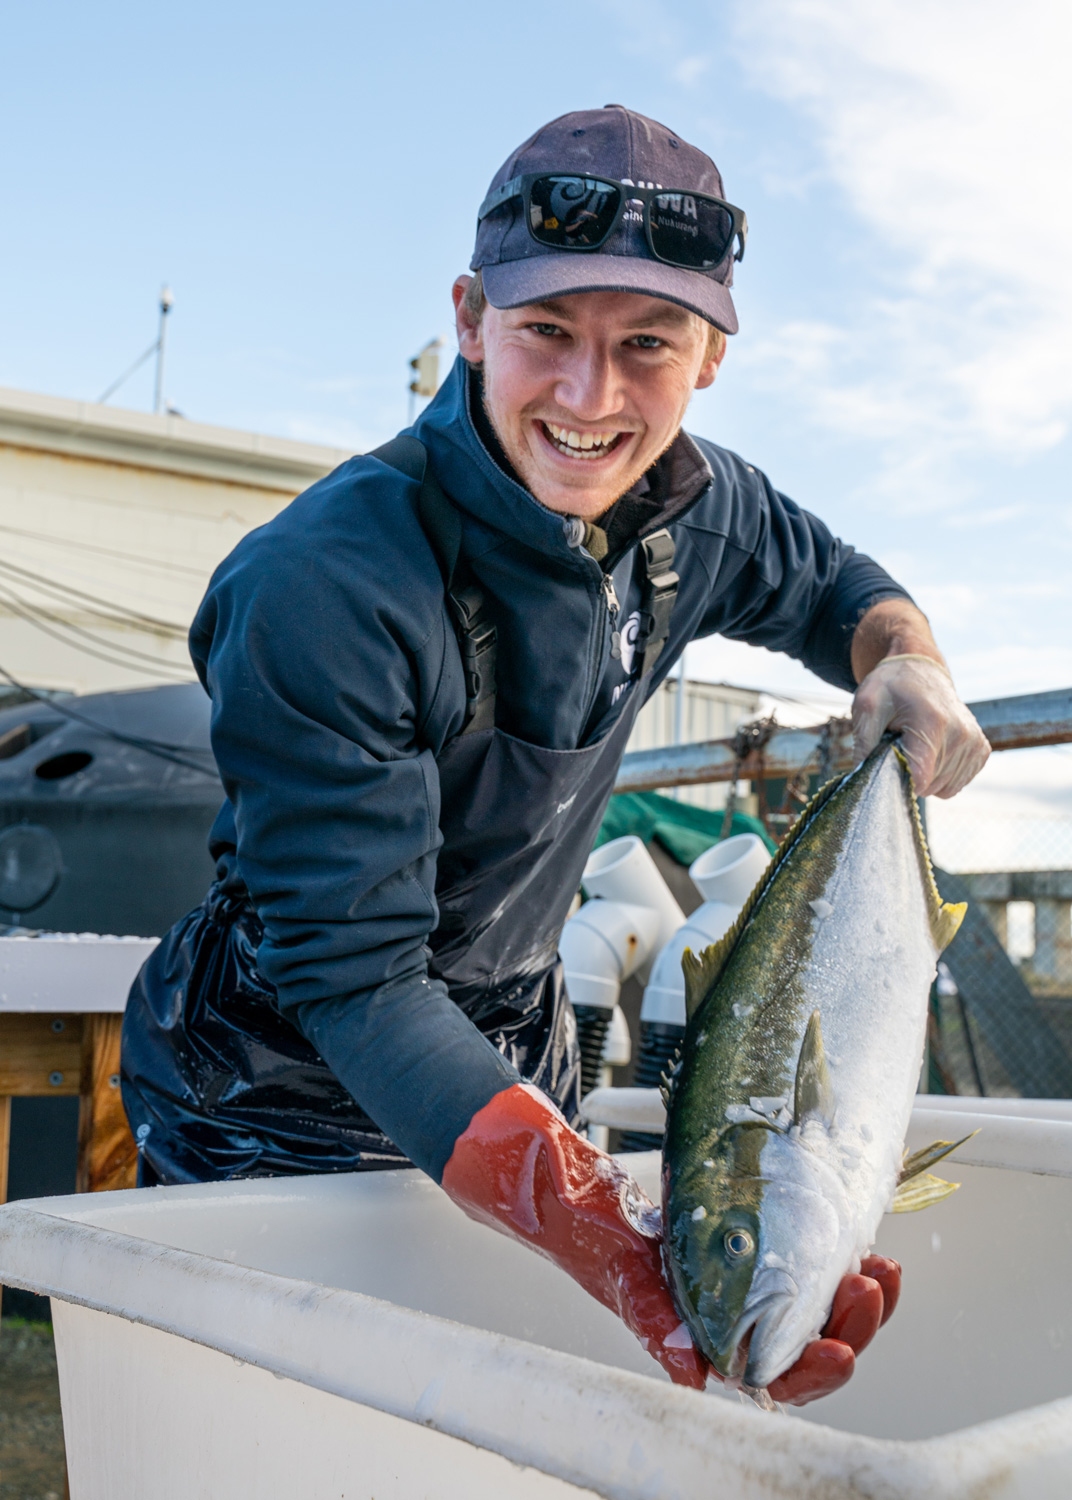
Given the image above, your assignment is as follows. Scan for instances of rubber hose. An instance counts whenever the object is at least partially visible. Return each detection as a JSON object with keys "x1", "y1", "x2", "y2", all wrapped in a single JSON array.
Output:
[
  {"x1": 617, "y1": 1019, "x2": 685, "y2": 1153},
  {"x1": 573, "y1": 1005, "x2": 613, "y2": 1098}
]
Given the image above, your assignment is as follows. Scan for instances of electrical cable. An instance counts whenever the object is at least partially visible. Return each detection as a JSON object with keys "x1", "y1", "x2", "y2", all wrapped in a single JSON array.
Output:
[
  {"x1": 0, "y1": 582, "x2": 195, "y2": 677},
  {"x1": 96, "y1": 338, "x2": 160, "y2": 405},
  {"x1": 0, "y1": 660, "x2": 218, "y2": 777},
  {"x1": 0, "y1": 521, "x2": 210, "y2": 579},
  {"x1": 0, "y1": 557, "x2": 189, "y2": 637}
]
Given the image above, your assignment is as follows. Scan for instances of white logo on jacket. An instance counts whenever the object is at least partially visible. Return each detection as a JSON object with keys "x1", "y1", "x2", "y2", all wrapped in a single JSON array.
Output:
[{"x1": 619, "y1": 610, "x2": 642, "y2": 676}]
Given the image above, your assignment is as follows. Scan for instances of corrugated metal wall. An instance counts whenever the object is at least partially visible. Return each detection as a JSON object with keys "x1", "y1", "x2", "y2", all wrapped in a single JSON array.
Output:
[{"x1": 626, "y1": 678, "x2": 761, "y2": 811}]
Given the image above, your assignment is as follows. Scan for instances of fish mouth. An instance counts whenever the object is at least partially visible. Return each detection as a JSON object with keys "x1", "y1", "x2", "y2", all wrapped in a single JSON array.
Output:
[{"x1": 712, "y1": 1269, "x2": 798, "y2": 1382}]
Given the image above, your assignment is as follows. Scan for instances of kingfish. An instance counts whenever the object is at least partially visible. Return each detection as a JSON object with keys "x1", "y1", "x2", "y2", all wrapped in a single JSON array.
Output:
[{"x1": 661, "y1": 739, "x2": 970, "y2": 1391}]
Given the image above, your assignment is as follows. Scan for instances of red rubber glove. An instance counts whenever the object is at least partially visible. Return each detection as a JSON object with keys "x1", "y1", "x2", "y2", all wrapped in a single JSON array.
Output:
[{"x1": 442, "y1": 1084, "x2": 901, "y2": 1403}]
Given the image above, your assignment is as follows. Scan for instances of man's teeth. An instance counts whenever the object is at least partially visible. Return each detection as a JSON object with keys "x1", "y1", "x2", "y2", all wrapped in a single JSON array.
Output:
[{"x1": 544, "y1": 422, "x2": 620, "y2": 458}]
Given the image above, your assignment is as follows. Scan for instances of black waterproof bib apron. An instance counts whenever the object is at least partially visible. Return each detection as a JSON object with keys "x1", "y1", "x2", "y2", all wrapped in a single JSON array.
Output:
[
  {"x1": 122, "y1": 447, "x2": 662, "y2": 1184},
  {"x1": 124, "y1": 693, "x2": 643, "y2": 1183}
]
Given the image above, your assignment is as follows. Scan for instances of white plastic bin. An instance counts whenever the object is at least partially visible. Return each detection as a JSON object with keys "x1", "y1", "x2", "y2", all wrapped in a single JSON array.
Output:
[{"x1": 0, "y1": 1113, "x2": 1070, "y2": 1499}]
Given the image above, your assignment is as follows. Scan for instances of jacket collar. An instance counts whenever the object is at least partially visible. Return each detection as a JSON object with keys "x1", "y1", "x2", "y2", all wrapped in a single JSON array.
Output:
[{"x1": 412, "y1": 356, "x2": 712, "y2": 556}]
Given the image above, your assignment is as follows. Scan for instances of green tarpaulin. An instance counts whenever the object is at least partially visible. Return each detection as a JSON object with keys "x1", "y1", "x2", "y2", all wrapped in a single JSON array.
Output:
[{"x1": 595, "y1": 791, "x2": 776, "y2": 868}]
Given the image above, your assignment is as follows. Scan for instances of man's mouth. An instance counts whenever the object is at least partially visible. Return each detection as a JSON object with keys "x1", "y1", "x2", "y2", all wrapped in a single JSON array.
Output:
[{"x1": 539, "y1": 421, "x2": 626, "y2": 461}]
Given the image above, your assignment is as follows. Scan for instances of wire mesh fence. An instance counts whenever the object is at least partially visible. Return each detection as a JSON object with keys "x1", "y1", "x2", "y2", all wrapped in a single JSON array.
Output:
[
  {"x1": 922, "y1": 747, "x2": 1072, "y2": 1096},
  {"x1": 615, "y1": 698, "x2": 1072, "y2": 1100}
]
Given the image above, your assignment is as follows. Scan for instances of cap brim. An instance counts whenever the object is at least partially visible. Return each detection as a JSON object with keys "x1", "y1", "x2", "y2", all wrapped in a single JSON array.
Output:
[{"x1": 481, "y1": 253, "x2": 738, "y2": 335}]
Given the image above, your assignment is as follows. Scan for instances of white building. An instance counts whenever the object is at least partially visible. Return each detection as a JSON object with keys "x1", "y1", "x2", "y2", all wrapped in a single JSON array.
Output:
[
  {"x1": 0, "y1": 386, "x2": 759, "y2": 788},
  {"x1": 0, "y1": 386, "x2": 349, "y2": 695}
]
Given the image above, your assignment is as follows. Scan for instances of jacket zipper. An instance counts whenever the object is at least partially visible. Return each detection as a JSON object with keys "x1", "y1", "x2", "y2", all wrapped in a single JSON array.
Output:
[
  {"x1": 576, "y1": 560, "x2": 622, "y2": 740},
  {"x1": 602, "y1": 572, "x2": 622, "y2": 661}
]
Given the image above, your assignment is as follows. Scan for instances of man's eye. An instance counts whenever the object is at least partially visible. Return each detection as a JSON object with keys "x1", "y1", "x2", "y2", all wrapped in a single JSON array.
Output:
[
  {"x1": 631, "y1": 334, "x2": 663, "y2": 349},
  {"x1": 530, "y1": 323, "x2": 563, "y2": 337}
]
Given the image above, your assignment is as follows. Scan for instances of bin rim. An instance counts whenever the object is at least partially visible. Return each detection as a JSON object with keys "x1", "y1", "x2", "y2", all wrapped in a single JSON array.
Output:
[{"x1": 2, "y1": 1173, "x2": 1072, "y2": 1500}]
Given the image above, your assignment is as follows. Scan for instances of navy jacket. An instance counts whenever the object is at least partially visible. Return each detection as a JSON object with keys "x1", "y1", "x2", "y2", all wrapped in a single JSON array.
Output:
[{"x1": 189, "y1": 358, "x2": 908, "y2": 1178}]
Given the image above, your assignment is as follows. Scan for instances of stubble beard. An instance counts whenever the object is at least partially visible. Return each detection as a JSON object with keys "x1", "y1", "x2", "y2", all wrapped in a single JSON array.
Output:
[{"x1": 480, "y1": 373, "x2": 678, "y2": 520}]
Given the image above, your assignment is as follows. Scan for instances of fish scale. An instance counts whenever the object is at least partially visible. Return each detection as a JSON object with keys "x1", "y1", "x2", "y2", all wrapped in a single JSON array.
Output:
[{"x1": 660, "y1": 739, "x2": 968, "y2": 1391}]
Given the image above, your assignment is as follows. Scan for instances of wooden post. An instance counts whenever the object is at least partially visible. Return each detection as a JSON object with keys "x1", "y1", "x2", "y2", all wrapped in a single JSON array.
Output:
[
  {"x1": 0, "y1": 1095, "x2": 10, "y2": 1205},
  {"x1": 77, "y1": 1015, "x2": 137, "y2": 1194}
]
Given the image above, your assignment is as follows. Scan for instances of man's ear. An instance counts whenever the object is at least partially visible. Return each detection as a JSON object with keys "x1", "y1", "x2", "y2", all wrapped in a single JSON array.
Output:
[
  {"x1": 694, "y1": 338, "x2": 727, "y2": 392},
  {"x1": 453, "y1": 276, "x2": 485, "y2": 366}
]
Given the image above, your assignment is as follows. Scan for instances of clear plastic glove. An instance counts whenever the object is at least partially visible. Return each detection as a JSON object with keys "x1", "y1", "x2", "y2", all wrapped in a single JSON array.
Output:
[
  {"x1": 441, "y1": 1083, "x2": 900, "y2": 1402},
  {"x1": 852, "y1": 654, "x2": 990, "y2": 798}
]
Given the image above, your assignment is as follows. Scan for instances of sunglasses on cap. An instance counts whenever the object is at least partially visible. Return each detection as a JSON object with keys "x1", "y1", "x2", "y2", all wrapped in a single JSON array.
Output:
[{"x1": 477, "y1": 173, "x2": 747, "y2": 272}]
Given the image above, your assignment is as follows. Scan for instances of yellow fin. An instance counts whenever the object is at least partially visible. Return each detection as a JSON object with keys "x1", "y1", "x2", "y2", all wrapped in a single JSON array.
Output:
[
  {"x1": 899, "y1": 1130, "x2": 978, "y2": 1183},
  {"x1": 932, "y1": 900, "x2": 967, "y2": 953},
  {"x1": 895, "y1": 744, "x2": 970, "y2": 952},
  {"x1": 890, "y1": 1172, "x2": 960, "y2": 1213}
]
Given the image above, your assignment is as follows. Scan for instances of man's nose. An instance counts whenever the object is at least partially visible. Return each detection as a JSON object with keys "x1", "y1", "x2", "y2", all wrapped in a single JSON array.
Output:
[{"x1": 553, "y1": 345, "x2": 625, "y2": 421}]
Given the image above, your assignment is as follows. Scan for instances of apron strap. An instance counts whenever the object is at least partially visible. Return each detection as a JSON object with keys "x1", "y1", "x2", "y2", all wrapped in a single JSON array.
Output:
[
  {"x1": 633, "y1": 528, "x2": 679, "y2": 677},
  {"x1": 371, "y1": 435, "x2": 497, "y2": 734}
]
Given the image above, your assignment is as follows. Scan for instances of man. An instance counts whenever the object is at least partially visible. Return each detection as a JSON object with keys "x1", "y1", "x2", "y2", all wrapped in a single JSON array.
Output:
[{"x1": 122, "y1": 106, "x2": 989, "y2": 1403}]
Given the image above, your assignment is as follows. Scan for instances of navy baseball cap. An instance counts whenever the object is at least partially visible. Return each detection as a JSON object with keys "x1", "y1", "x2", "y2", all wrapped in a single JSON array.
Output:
[{"x1": 471, "y1": 105, "x2": 741, "y2": 335}]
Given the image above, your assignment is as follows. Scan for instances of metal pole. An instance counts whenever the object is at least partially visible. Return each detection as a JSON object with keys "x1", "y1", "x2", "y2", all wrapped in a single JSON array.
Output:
[
  {"x1": 673, "y1": 647, "x2": 688, "y2": 746},
  {"x1": 154, "y1": 286, "x2": 173, "y2": 415},
  {"x1": 615, "y1": 686, "x2": 1072, "y2": 794},
  {"x1": 671, "y1": 647, "x2": 688, "y2": 801}
]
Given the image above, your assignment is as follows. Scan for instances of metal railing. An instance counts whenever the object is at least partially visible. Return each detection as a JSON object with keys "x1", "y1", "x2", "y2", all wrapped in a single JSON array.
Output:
[{"x1": 614, "y1": 686, "x2": 1072, "y2": 794}]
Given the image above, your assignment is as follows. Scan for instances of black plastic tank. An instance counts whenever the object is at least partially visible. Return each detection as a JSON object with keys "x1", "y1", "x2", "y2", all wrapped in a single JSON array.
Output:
[{"x1": 0, "y1": 683, "x2": 221, "y2": 937}]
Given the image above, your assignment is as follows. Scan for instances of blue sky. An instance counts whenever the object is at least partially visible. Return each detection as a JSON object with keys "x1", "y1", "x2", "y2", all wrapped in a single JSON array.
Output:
[{"x1": 3, "y1": 0, "x2": 1069, "y2": 733}]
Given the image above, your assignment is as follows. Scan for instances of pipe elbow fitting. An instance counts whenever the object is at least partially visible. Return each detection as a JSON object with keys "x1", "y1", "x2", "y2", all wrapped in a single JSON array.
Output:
[
  {"x1": 640, "y1": 834, "x2": 770, "y2": 1027},
  {"x1": 559, "y1": 898, "x2": 661, "y2": 1011}
]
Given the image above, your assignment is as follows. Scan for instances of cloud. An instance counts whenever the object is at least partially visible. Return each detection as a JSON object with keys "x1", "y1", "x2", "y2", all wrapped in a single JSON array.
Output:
[
  {"x1": 729, "y1": 1, "x2": 1072, "y2": 478},
  {"x1": 673, "y1": 54, "x2": 711, "y2": 87}
]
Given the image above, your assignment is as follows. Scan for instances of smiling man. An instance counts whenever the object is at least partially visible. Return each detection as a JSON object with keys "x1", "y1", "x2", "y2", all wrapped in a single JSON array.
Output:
[{"x1": 122, "y1": 106, "x2": 989, "y2": 1403}]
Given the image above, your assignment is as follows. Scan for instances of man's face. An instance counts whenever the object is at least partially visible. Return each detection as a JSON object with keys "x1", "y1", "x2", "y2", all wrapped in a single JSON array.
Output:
[{"x1": 453, "y1": 281, "x2": 724, "y2": 520}]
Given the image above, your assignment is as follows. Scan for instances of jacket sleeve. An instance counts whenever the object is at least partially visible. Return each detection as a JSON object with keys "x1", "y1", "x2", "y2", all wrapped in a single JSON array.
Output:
[
  {"x1": 687, "y1": 449, "x2": 913, "y2": 693},
  {"x1": 189, "y1": 471, "x2": 518, "y2": 1182}
]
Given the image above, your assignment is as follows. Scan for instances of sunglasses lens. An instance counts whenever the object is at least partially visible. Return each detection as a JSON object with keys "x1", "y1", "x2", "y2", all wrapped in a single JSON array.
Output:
[
  {"x1": 649, "y1": 193, "x2": 735, "y2": 269},
  {"x1": 528, "y1": 176, "x2": 621, "y2": 248}
]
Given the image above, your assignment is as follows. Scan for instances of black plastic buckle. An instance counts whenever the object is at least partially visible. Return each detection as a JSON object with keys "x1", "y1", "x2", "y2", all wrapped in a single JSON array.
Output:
[
  {"x1": 450, "y1": 584, "x2": 497, "y2": 715},
  {"x1": 634, "y1": 530, "x2": 679, "y2": 672}
]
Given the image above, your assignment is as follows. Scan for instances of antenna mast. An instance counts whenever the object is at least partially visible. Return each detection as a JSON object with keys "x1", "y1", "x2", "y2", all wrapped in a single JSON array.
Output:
[{"x1": 154, "y1": 286, "x2": 174, "y2": 415}]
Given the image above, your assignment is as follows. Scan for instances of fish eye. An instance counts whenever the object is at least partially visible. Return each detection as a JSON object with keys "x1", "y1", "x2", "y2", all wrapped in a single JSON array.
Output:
[{"x1": 723, "y1": 1229, "x2": 754, "y2": 1258}]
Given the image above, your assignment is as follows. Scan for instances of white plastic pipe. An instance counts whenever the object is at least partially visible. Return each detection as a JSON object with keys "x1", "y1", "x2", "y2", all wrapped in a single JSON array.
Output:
[
  {"x1": 557, "y1": 899, "x2": 661, "y2": 1010},
  {"x1": 579, "y1": 1088, "x2": 1072, "y2": 1168},
  {"x1": 581, "y1": 837, "x2": 685, "y2": 985},
  {"x1": 689, "y1": 831, "x2": 770, "y2": 906},
  {"x1": 560, "y1": 837, "x2": 687, "y2": 1012},
  {"x1": 640, "y1": 832, "x2": 769, "y2": 1027},
  {"x1": 579, "y1": 1085, "x2": 667, "y2": 1132},
  {"x1": 602, "y1": 1004, "x2": 632, "y2": 1068},
  {"x1": 586, "y1": 1007, "x2": 635, "y2": 1151}
]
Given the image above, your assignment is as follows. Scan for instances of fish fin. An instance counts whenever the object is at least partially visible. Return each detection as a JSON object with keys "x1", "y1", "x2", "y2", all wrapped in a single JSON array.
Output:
[
  {"x1": 893, "y1": 745, "x2": 970, "y2": 952},
  {"x1": 658, "y1": 1046, "x2": 683, "y2": 1107},
  {"x1": 793, "y1": 1010, "x2": 836, "y2": 1127},
  {"x1": 682, "y1": 942, "x2": 733, "y2": 1023},
  {"x1": 889, "y1": 1172, "x2": 960, "y2": 1213},
  {"x1": 899, "y1": 1130, "x2": 979, "y2": 1183},
  {"x1": 932, "y1": 901, "x2": 967, "y2": 953}
]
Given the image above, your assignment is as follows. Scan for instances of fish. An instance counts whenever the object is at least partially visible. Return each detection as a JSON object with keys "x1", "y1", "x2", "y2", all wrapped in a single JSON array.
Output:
[{"x1": 660, "y1": 738, "x2": 970, "y2": 1391}]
